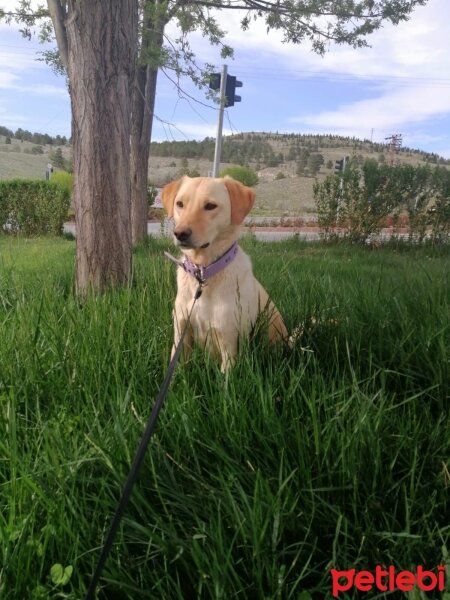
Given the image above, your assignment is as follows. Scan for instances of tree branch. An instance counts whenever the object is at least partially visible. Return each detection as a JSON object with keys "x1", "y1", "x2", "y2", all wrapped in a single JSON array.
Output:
[
  {"x1": 46, "y1": 0, "x2": 68, "y2": 69},
  {"x1": 178, "y1": 0, "x2": 386, "y2": 18}
]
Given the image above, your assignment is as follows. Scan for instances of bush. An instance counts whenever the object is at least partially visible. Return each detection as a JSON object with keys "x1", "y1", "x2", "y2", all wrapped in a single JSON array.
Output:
[
  {"x1": 313, "y1": 162, "x2": 438, "y2": 245},
  {"x1": 219, "y1": 165, "x2": 258, "y2": 187},
  {"x1": 31, "y1": 145, "x2": 44, "y2": 154},
  {"x1": 0, "y1": 179, "x2": 70, "y2": 236},
  {"x1": 313, "y1": 175, "x2": 340, "y2": 241},
  {"x1": 147, "y1": 182, "x2": 158, "y2": 206},
  {"x1": 51, "y1": 171, "x2": 73, "y2": 201},
  {"x1": 178, "y1": 166, "x2": 201, "y2": 178}
]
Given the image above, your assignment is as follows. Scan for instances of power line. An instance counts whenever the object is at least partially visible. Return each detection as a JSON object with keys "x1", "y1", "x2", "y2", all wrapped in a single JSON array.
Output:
[
  {"x1": 234, "y1": 66, "x2": 450, "y2": 88},
  {"x1": 2, "y1": 44, "x2": 450, "y2": 87}
]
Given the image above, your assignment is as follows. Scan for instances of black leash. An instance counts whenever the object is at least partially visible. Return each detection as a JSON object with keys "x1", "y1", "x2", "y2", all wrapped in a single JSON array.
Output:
[{"x1": 84, "y1": 283, "x2": 203, "y2": 600}]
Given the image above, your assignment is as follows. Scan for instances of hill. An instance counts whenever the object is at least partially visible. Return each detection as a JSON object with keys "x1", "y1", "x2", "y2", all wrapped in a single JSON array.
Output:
[
  {"x1": 0, "y1": 135, "x2": 72, "y2": 180},
  {"x1": 147, "y1": 132, "x2": 449, "y2": 215},
  {"x1": 1, "y1": 129, "x2": 449, "y2": 216}
]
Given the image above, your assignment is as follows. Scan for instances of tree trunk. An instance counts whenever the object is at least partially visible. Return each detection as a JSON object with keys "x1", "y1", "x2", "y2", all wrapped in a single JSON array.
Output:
[
  {"x1": 65, "y1": 0, "x2": 137, "y2": 294},
  {"x1": 130, "y1": 64, "x2": 158, "y2": 244},
  {"x1": 130, "y1": 8, "x2": 165, "y2": 245}
]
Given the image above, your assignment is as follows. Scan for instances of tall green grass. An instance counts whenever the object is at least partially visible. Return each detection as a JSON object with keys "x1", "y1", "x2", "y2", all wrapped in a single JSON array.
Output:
[{"x1": 0, "y1": 236, "x2": 449, "y2": 599}]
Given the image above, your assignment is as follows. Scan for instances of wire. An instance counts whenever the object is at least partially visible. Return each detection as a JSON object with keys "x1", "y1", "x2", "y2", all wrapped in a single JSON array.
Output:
[
  {"x1": 2, "y1": 43, "x2": 449, "y2": 88},
  {"x1": 225, "y1": 110, "x2": 240, "y2": 136}
]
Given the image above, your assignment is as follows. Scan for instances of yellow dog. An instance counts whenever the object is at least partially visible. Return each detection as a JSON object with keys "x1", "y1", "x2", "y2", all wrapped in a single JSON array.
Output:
[{"x1": 162, "y1": 176, "x2": 288, "y2": 372}]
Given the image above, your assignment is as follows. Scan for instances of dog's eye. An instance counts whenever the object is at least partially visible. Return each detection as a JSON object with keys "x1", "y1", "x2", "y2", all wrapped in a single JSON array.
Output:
[
  {"x1": 176, "y1": 200, "x2": 184, "y2": 208},
  {"x1": 204, "y1": 202, "x2": 217, "y2": 211}
]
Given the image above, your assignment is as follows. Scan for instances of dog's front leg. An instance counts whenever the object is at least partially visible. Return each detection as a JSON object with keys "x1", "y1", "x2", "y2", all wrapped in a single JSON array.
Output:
[{"x1": 216, "y1": 332, "x2": 238, "y2": 374}]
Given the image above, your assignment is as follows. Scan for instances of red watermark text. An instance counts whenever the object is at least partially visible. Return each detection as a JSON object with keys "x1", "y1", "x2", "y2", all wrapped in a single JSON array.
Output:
[{"x1": 331, "y1": 565, "x2": 446, "y2": 597}]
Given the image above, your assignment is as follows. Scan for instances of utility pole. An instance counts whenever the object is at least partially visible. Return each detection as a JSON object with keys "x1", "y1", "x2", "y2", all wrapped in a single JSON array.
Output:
[
  {"x1": 335, "y1": 155, "x2": 349, "y2": 221},
  {"x1": 384, "y1": 133, "x2": 403, "y2": 165},
  {"x1": 210, "y1": 66, "x2": 243, "y2": 177},
  {"x1": 212, "y1": 64, "x2": 228, "y2": 178}
]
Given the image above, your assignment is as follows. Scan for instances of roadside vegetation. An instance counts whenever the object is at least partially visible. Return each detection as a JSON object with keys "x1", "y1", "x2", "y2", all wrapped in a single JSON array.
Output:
[
  {"x1": 314, "y1": 160, "x2": 450, "y2": 245},
  {"x1": 1, "y1": 236, "x2": 448, "y2": 599}
]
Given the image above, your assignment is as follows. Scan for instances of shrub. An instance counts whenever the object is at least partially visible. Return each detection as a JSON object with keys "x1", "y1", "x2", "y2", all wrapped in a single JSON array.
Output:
[
  {"x1": 394, "y1": 164, "x2": 431, "y2": 243},
  {"x1": 51, "y1": 171, "x2": 74, "y2": 200},
  {"x1": 0, "y1": 179, "x2": 70, "y2": 236},
  {"x1": 314, "y1": 162, "x2": 399, "y2": 244},
  {"x1": 178, "y1": 166, "x2": 201, "y2": 178},
  {"x1": 428, "y1": 167, "x2": 450, "y2": 244},
  {"x1": 219, "y1": 165, "x2": 258, "y2": 187},
  {"x1": 314, "y1": 162, "x2": 450, "y2": 245},
  {"x1": 313, "y1": 175, "x2": 340, "y2": 241},
  {"x1": 147, "y1": 182, "x2": 158, "y2": 206}
]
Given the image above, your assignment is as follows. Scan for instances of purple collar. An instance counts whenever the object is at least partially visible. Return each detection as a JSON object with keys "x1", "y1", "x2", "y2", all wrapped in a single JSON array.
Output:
[
  {"x1": 182, "y1": 241, "x2": 238, "y2": 283},
  {"x1": 164, "y1": 242, "x2": 239, "y2": 284}
]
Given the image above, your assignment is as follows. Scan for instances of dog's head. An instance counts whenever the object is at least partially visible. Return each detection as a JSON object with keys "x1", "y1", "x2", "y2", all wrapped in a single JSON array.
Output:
[{"x1": 161, "y1": 176, "x2": 255, "y2": 250}]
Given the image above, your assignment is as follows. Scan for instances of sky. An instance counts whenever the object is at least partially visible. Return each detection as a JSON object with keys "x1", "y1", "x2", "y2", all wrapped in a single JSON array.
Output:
[{"x1": 1, "y1": 0, "x2": 450, "y2": 158}]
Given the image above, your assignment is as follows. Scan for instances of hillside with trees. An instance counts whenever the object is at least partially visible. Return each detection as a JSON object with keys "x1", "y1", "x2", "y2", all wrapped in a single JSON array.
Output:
[
  {"x1": 147, "y1": 132, "x2": 449, "y2": 215},
  {"x1": 0, "y1": 128, "x2": 72, "y2": 179},
  {"x1": 149, "y1": 132, "x2": 450, "y2": 170},
  {"x1": 1, "y1": 127, "x2": 449, "y2": 216}
]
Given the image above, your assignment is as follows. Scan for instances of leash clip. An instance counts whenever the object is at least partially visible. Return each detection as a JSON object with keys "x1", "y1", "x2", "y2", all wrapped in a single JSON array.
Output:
[{"x1": 194, "y1": 266, "x2": 206, "y2": 286}]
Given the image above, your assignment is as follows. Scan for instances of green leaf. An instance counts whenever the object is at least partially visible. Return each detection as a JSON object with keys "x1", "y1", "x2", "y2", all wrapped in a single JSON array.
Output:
[
  {"x1": 50, "y1": 563, "x2": 73, "y2": 586},
  {"x1": 31, "y1": 585, "x2": 47, "y2": 600}
]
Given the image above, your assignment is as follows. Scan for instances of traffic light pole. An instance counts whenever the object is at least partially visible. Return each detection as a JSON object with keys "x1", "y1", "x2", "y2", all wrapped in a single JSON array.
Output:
[
  {"x1": 212, "y1": 64, "x2": 227, "y2": 177},
  {"x1": 337, "y1": 155, "x2": 347, "y2": 221}
]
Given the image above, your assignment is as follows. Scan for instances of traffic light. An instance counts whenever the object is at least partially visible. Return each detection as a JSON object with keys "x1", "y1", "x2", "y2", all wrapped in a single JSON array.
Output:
[
  {"x1": 209, "y1": 73, "x2": 221, "y2": 91},
  {"x1": 335, "y1": 159, "x2": 344, "y2": 173},
  {"x1": 225, "y1": 75, "x2": 242, "y2": 107},
  {"x1": 209, "y1": 73, "x2": 242, "y2": 107}
]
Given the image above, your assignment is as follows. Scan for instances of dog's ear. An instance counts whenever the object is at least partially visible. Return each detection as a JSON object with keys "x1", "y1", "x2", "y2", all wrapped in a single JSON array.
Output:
[
  {"x1": 223, "y1": 176, "x2": 256, "y2": 225},
  {"x1": 161, "y1": 178, "x2": 184, "y2": 218}
]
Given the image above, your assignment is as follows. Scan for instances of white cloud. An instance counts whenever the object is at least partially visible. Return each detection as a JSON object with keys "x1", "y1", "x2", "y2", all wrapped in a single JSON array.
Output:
[
  {"x1": 0, "y1": 71, "x2": 19, "y2": 87},
  {"x1": 294, "y1": 86, "x2": 450, "y2": 131},
  {"x1": 0, "y1": 48, "x2": 45, "y2": 70},
  {"x1": 0, "y1": 72, "x2": 67, "y2": 96},
  {"x1": 218, "y1": 0, "x2": 450, "y2": 81},
  {"x1": 266, "y1": 0, "x2": 450, "y2": 156}
]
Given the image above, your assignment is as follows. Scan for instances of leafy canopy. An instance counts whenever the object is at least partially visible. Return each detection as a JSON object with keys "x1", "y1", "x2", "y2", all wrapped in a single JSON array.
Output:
[{"x1": 1, "y1": 0, "x2": 429, "y2": 75}]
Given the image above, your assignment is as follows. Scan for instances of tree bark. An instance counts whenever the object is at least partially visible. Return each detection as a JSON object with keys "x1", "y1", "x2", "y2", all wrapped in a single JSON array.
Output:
[
  {"x1": 130, "y1": 64, "x2": 158, "y2": 244},
  {"x1": 130, "y1": 7, "x2": 165, "y2": 245},
  {"x1": 62, "y1": 0, "x2": 137, "y2": 294}
]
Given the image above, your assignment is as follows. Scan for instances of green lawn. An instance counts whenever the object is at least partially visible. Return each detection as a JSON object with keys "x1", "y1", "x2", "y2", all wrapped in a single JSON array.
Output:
[{"x1": 0, "y1": 236, "x2": 449, "y2": 599}]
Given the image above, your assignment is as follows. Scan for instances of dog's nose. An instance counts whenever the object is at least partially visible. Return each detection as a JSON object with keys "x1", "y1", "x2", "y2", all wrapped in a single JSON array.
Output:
[{"x1": 174, "y1": 227, "x2": 192, "y2": 243}]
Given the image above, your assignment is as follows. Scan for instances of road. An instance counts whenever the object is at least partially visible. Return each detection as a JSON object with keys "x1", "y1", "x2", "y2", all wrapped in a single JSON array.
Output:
[
  {"x1": 63, "y1": 220, "x2": 322, "y2": 242},
  {"x1": 64, "y1": 220, "x2": 411, "y2": 243}
]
